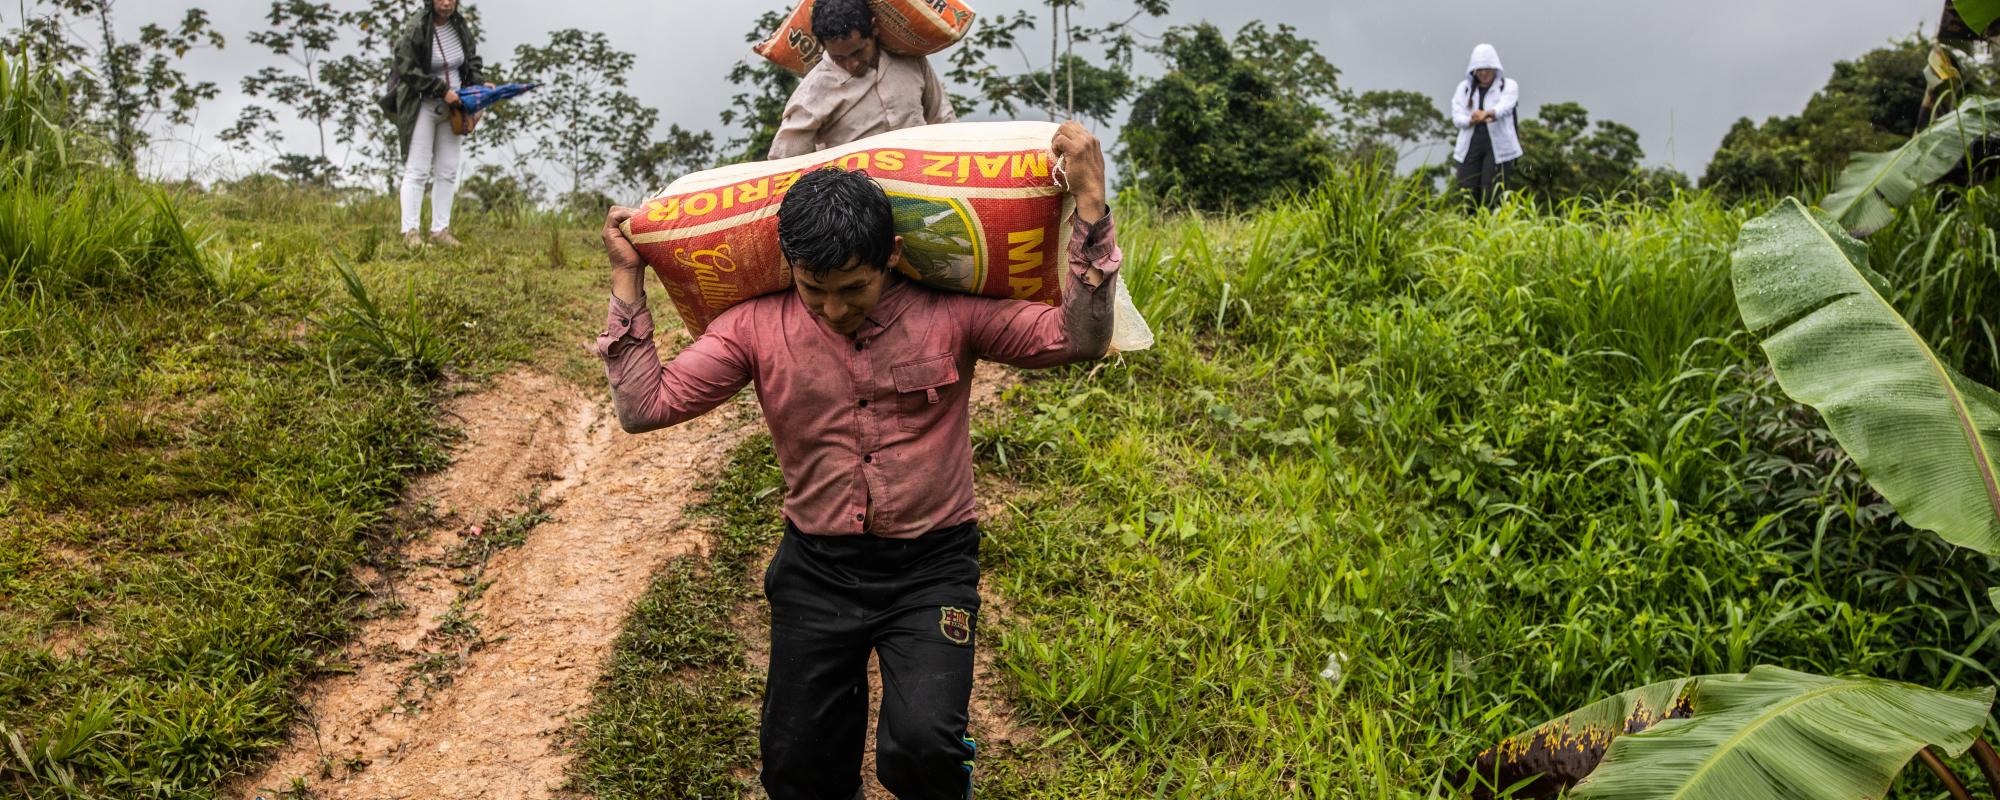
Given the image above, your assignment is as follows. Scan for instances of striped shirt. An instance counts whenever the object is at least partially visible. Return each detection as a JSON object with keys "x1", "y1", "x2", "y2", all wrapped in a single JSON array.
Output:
[{"x1": 430, "y1": 23, "x2": 465, "y2": 91}]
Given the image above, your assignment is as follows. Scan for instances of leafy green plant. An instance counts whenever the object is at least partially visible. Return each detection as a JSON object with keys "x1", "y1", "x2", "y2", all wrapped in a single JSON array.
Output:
[
  {"x1": 0, "y1": 692, "x2": 118, "y2": 795},
  {"x1": 1465, "y1": 667, "x2": 1996, "y2": 799},
  {"x1": 1732, "y1": 198, "x2": 2000, "y2": 554},
  {"x1": 1516, "y1": 170, "x2": 2000, "y2": 800},
  {"x1": 0, "y1": 51, "x2": 69, "y2": 173},
  {"x1": 1821, "y1": 95, "x2": 2000, "y2": 236},
  {"x1": 318, "y1": 259, "x2": 455, "y2": 381},
  {"x1": 1952, "y1": 0, "x2": 2000, "y2": 34}
]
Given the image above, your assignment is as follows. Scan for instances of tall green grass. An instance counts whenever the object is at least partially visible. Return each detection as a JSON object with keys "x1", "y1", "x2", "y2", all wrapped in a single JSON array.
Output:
[
  {"x1": 976, "y1": 171, "x2": 2000, "y2": 796},
  {"x1": 0, "y1": 55, "x2": 211, "y2": 299}
]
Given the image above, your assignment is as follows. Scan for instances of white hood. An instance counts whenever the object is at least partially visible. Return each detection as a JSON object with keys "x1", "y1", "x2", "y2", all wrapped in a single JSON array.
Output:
[
  {"x1": 1466, "y1": 43, "x2": 1504, "y2": 80},
  {"x1": 1451, "y1": 43, "x2": 1522, "y2": 163}
]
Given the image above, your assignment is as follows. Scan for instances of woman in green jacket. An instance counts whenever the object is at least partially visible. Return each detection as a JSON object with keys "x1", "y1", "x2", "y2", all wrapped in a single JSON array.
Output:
[{"x1": 386, "y1": 0, "x2": 488, "y2": 249}]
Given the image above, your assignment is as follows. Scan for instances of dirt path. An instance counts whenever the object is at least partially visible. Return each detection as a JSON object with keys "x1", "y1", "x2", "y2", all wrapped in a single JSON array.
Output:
[
  {"x1": 239, "y1": 366, "x2": 1035, "y2": 800},
  {"x1": 239, "y1": 369, "x2": 755, "y2": 800}
]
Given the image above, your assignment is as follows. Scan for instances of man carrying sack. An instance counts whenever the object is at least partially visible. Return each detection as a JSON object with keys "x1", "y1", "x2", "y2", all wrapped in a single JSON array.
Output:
[
  {"x1": 592, "y1": 121, "x2": 1115, "y2": 798},
  {"x1": 768, "y1": 0, "x2": 958, "y2": 159}
]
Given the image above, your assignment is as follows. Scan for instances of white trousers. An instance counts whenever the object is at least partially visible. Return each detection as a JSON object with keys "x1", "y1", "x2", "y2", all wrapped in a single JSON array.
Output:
[{"x1": 400, "y1": 101, "x2": 463, "y2": 234}]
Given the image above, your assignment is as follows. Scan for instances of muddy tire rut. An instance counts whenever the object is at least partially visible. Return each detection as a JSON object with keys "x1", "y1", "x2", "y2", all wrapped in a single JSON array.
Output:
[{"x1": 239, "y1": 369, "x2": 755, "y2": 799}]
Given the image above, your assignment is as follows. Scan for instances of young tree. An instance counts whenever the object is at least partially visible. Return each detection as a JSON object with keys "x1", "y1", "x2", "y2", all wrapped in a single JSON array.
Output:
[
  {"x1": 943, "y1": 0, "x2": 1169, "y2": 125},
  {"x1": 224, "y1": 0, "x2": 342, "y2": 183},
  {"x1": 322, "y1": 0, "x2": 421, "y2": 190},
  {"x1": 505, "y1": 29, "x2": 636, "y2": 198},
  {"x1": 1121, "y1": 22, "x2": 1340, "y2": 210},
  {"x1": 2, "y1": 1, "x2": 224, "y2": 170}
]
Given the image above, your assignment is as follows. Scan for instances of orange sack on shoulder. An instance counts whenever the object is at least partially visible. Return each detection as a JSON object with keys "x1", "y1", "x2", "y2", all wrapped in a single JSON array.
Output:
[
  {"x1": 753, "y1": 0, "x2": 976, "y2": 76},
  {"x1": 619, "y1": 121, "x2": 1153, "y2": 352}
]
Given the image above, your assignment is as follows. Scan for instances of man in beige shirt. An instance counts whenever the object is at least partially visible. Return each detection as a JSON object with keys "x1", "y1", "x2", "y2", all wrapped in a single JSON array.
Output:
[{"x1": 767, "y1": 0, "x2": 957, "y2": 160}]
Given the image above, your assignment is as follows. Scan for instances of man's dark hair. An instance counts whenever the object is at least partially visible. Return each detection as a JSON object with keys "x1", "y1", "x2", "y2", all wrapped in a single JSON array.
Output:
[
  {"x1": 810, "y1": 0, "x2": 874, "y2": 42},
  {"x1": 778, "y1": 167, "x2": 895, "y2": 279}
]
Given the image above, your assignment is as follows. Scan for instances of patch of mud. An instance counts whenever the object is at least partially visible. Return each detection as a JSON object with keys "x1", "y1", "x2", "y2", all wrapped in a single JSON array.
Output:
[{"x1": 238, "y1": 369, "x2": 755, "y2": 800}]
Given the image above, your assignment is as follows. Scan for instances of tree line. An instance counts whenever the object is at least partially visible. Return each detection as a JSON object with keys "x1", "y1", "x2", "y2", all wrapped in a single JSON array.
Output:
[{"x1": 2, "y1": 0, "x2": 1978, "y2": 213}]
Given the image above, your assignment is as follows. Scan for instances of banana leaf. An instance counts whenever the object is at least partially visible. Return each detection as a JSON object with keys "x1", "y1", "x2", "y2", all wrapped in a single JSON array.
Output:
[
  {"x1": 1572, "y1": 666, "x2": 1995, "y2": 799},
  {"x1": 1820, "y1": 95, "x2": 2000, "y2": 236},
  {"x1": 1460, "y1": 677, "x2": 1698, "y2": 799},
  {"x1": 1732, "y1": 198, "x2": 2000, "y2": 555},
  {"x1": 1954, "y1": 0, "x2": 2000, "y2": 36}
]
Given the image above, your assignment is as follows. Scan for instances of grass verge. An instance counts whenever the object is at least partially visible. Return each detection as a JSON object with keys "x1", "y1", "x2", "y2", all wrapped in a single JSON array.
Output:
[{"x1": 566, "y1": 435, "x2": 784, "y2": 799}]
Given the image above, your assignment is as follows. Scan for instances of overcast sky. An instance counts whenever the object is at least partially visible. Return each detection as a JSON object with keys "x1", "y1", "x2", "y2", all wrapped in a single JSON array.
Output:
[{"x1": 39, "y1": 0, "x2": 1948, "y2": 189}]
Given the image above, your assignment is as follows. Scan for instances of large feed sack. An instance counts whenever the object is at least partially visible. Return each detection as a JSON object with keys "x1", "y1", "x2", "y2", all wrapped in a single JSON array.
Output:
[
  {"x1": 753, "y1": 0, "x2": 977, "y2": 76},
  {"x1": 621, "y1": 121, "x2": 1152, "y2": 352}
]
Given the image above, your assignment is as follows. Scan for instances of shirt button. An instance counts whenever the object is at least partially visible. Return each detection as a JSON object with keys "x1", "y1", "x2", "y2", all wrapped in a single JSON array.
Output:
[
  {"x1": 854, "y1": 343, "x2": 864, "y2": 352},
  {"x1": 855, "y1": 513, "x2": 865, "y2": 521},
  {"x1": 858, "y1": 399, "x2": 869, "y2": 408},
  {"x1": 863, "y1": 454, "x2": 873, "y2": 463}
]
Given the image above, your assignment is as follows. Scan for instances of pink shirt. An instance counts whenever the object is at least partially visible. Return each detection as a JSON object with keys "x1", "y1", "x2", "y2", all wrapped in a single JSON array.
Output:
[{"x1": 591, "y1": 213, "x2": 1119, "y2": 538}]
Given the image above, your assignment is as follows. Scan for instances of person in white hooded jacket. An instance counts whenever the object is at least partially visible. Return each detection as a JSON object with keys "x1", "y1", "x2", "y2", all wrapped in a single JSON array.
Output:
[{"x1": 1451, "y1": 43, "x2": 1520, "y2": 208}]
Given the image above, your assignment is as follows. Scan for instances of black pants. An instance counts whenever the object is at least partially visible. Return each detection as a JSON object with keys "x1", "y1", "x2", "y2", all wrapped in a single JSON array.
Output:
[
  {"x1": 760, "y1": 521, "x2": 980, "y2": 800},
  {"x1": 1455, "y1": 125, "x2": 1513, "y2": 210}
]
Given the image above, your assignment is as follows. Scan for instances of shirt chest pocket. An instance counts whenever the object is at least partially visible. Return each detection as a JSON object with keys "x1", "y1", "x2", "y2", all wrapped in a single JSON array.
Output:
[{"x1": 890, "y1": 353, "x2": 958, "y2": 432}]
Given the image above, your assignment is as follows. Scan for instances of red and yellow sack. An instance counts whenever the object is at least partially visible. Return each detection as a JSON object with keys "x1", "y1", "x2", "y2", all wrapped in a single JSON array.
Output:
[
  {"x1": 622, "y1": 122, "x2": 1071, "y2": 337},
  {"x1": 753, "y1": 0, "x2": 977, "y2": 76}
]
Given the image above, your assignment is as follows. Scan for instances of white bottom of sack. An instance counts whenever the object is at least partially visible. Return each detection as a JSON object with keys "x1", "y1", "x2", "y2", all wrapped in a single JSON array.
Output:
[{"x1": 1110, "y1": 279, "x2": 1154, "y2": 353}]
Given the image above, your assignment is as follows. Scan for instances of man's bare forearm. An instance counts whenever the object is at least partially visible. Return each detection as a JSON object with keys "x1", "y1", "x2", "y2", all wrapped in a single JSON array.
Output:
[{"x1": 612, "y1": 266, "x2": 645, "y2": 305}]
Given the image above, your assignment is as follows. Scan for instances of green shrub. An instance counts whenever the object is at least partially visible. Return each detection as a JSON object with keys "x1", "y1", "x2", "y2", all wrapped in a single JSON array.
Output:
[{"x1": 1120, "y1": 22, "x2": 1340, "y2": 212}]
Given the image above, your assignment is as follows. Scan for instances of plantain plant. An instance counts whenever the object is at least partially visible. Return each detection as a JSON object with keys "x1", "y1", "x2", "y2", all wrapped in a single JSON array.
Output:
[
  {"x1": 1462, "y1": 199, "x2": 2000, "y2": 798},
  {"x1": 1821, "y1": 96, "x2": 2000, "y2": 236},
  {"x1": 1734, "y1": 199, "x2": 2000, "y2": 555},
  {"x1": 1828, "y1": 0, "x2": 2000, "y2": 236},
  {"x1": 1462, "y1": 668, "x2": 1997, "y2": 800}
]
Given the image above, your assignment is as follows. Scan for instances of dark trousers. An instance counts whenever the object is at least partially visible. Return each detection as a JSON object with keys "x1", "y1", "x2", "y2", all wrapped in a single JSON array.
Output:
[
  {"x1": 760, "y1": 521, "x2": 980, "y2": 800},
  {"x1": 1455, "y1": 125, "x2": 1512, "y2": 209}
]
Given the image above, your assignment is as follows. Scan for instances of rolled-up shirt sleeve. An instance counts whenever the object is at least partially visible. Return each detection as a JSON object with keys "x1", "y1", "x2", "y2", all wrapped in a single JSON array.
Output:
[
  {"x1": 589, "y1": 293, "x2": 753, "y2": 434},
  {"x1": 962, "y1": 210, "x2": 1120, "y2": 368}
]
